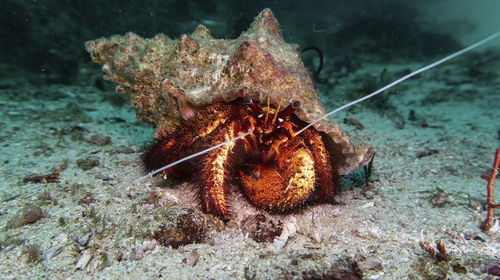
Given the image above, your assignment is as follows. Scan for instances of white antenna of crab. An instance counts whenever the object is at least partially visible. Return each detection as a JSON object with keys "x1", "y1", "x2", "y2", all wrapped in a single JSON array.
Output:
[
  {"x1": 135, "y1": 30, "x2": 500, "y2": 184},
  {"x1": 134, "y1": 130, "x2": 254, "y2": 184},
  {"x1": 294, "y1": 30, "x2": 500, "y2": 136}
]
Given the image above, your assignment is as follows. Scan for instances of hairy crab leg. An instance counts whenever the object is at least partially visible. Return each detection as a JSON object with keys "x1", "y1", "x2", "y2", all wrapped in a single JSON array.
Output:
[
  {"x1": 201, "y1": 121, "x2": 238, "y2": 219},
  {"x1": 135, "y1": 130, "x2": 253, "y2": 184},
  {"x1": 300, "y1": 128, "x2": 337, "y2": 201},
  {"x1": 136, "y1": 30, "x2": 500, "y2": 183},
  {"x1": 141, "y1": 103, "x2": 234, "y2": 178}
]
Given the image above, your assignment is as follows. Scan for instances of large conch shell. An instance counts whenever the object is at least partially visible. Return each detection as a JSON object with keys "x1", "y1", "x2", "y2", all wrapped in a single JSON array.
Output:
[{"x1": 85, "y1": 9, "x2": 373, "y2": 175}]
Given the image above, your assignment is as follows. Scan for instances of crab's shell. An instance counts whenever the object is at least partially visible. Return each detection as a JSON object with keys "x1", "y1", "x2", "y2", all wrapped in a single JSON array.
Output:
[{"x1": 85, "y1": 9, "x2": 373, "y2": 175}]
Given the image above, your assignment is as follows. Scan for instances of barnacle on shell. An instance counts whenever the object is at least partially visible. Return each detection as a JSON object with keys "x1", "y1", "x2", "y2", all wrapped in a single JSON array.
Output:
[{"x1": 85, "y1": 8, "x2": 372, "y2": 175}]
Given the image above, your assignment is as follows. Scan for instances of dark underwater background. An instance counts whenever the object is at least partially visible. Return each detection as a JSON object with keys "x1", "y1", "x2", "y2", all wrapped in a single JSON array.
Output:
[{"x1": 1, "y1": 0, "x2": 498, "y2": 85}]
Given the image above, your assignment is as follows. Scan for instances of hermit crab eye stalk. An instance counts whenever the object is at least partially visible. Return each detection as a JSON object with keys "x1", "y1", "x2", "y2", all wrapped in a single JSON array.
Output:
[
  {"x1": 244, "y1": 96, "x2": 264, "y2": 114},
  {"x1": 243, "y1": 96, "x2": 253, "y2": 105},
  {"x1": 278, "y1": 100, "x2": 299, "y2": 119}
]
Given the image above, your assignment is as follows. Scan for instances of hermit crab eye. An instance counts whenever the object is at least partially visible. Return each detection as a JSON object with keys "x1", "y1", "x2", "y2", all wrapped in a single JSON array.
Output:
[
  {"x1": 246, "y1": 96, "x2": 264, "y2": 114},
  {"x1": 277, "y1": 100, "x2": 299, "y2": 119},
  {"x1": 243, "y1": 96, "x2": 253, "y2": 105}
]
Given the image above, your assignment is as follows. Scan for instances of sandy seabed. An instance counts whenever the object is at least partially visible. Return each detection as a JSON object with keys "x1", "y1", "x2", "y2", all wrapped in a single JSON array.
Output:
[{"x1": 0, "y1": 42, "x2": 500, "y2": 279}]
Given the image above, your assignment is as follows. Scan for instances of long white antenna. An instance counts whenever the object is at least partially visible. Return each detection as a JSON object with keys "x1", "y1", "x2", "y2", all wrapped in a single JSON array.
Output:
[
  {"x1": 294, "y1": 30, "x2": 500, "y2": 136},
  {"x1": 135, "y1": 30, "x2": 500, "y2": 184}
]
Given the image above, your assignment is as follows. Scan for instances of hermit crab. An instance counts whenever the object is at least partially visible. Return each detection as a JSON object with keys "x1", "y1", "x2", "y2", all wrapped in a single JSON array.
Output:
[
  {"x1": 86, "y1": 9, "x2": 373, "y2": 219},
  {"x1": 143, "y1": 97, "x2": 338, "y2": 218}
]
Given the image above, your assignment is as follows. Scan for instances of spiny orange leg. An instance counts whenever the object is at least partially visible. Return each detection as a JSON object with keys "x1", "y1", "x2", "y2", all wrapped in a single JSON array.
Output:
[
  {"x1": 239, "y1": 138, "x2": 316, "y2": 211},
  {"x1": 144, "y1": 103, "x2": 233, "y2": 176},
  {"x1": 301, "y1": 128, "x2": 337, "y2": 202},
  {"x1": 281, "y1": 121, "x2": 336, "y2": 202},
  {"x1": 201, "y1": 121, "x2": 237, "y2": 219}
]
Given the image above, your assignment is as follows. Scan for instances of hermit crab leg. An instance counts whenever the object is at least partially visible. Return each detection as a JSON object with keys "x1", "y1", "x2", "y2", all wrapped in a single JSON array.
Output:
[
  {"x1": 300, "y1": 128, "x2": 337, "y2": 201},
  {"x1": 142, "y1": 103, "x2": 234, "y2": 176},
  {"x1": 201, "y1": 121, "x2": 238, "y2": 219},
  {"x1": 135, "y1": 130, "x2": 253, "y2": 183}
]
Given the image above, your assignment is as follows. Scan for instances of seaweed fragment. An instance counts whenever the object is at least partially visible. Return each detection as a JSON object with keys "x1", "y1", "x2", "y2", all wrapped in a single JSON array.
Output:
[
  {"x1": 22, "y1": 172, "x2": 60, "y2": 184},
  {"x1": 5, "y1": 204, "x2": 43, "y2": 229},
  {"x1": 153, "y1": 210, "x2": 205, "y2": 248},
  {"x1": 24, "y1": 243, "x2": 42, "y2": 263},
  {"x1": 240, "y1": 214, "x2": 283, "y2": 243},
  {"x1": 480, "y1": 148, "x2": 500, "y2": 231}
]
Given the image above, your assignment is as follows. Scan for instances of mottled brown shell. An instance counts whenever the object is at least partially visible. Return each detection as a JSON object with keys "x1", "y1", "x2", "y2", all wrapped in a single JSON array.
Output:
[{"x1": 85, "y1": 9, "x2": 372, "y2": 175}]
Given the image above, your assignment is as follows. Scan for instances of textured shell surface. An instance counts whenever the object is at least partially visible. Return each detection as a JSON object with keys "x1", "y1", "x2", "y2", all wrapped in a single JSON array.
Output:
[{"x1": 85, "y1": 8, "x2": 373, "y2": 175}]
